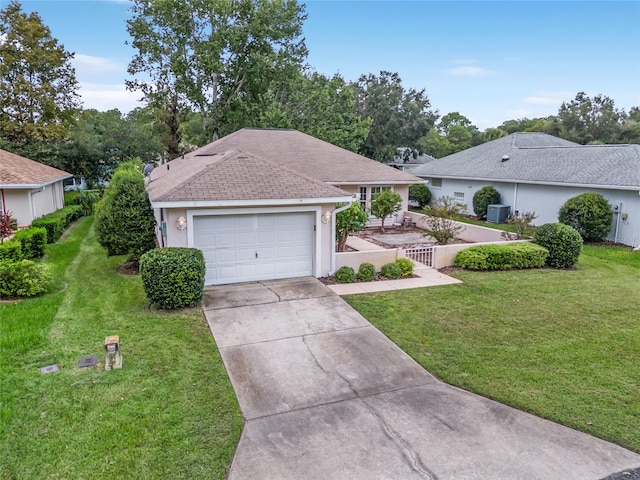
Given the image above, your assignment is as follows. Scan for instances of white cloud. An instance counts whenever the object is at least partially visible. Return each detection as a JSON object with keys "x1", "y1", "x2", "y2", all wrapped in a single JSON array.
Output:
[
  {"x1": 507, "y1": 109, "x2": 533, "y2": 118},
  {"x1": 522, "y1": 91, "x2": 574, "y2": 106},
  {"x1": 452, "y1": 59, "x2": 476, "y2": 65},
  {"x1": 78, "y1": 83, "x2": 143, "y2": 113},
  {"x1": 73, "y1": 54, "x2": 125, "y2": 79},
  {"x1": 446, "y1": 66, "x2": 494, "y2": 77}
]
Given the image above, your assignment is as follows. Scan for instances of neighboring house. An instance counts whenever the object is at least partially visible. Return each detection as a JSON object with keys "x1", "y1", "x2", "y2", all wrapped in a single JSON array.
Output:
[
  {"x1": 0, "y1": 149, "x2": 72, "y2": 227},
  {"x1": 147, "y1": 128, "x2": 422, "y2": 285},
  {"x1": 389, "y1": 152, "x2": 437, "y2": 173},
  {"x1": 412, "y1": 132, "x2": 640, "y2": 247}
]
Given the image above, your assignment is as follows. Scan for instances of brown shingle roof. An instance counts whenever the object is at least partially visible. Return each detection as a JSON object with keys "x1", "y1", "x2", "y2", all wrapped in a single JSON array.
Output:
[
  {"x1": 148, "y1": 150, "x2": 351, "y2": 203},
  {"x1": 0, "y1": 149, "x2": 72, "y2": 186},
  {"x1": 185, "y1": 128, "x2": 422, "y2": 184}
]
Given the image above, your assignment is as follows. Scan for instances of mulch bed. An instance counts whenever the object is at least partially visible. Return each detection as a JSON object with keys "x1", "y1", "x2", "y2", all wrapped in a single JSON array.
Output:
[
  {"x1": 117, "y1": 261, "x2": 140, "y2": 275},
  {"x1": 319, "y1": 273, "x2": 418, "y2": 285}
]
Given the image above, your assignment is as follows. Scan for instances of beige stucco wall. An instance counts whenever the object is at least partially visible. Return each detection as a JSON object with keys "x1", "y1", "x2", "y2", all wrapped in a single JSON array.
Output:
[
  {"x1": 335, "y1": 249, "x2": 401, "y2": 271},
  {"x1": 432, "y1": 240, "x2": 531, "y2": 269},
  {"x1": 1, "y1": 182, "x2": 64, "y2": 226},
  {"x1": 404, "y1": 211, "x2": 506, "y2": 243},
  {"x1": 155, "y1": 202, "x2": 338, "y2": 278}
]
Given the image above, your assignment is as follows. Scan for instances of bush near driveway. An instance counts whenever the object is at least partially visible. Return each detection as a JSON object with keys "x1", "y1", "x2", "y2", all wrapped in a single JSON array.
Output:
[
  {"x1": 357, "y1": 263, "x2": 376, "y2": 282},
  {"x1": 139, "y1": 247, "x2": 206, "y2": 309},
  {"x1": 380, "y1": 262, "x2": 402, "y2": 279},
  {"x1": 334, "y1": 265, "x2": 356, "y2": 283}
]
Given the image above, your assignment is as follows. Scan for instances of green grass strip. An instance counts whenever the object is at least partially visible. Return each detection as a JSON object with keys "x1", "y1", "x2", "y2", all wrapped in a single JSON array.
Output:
[{"x1": 0, "y1": 218, "x2": 242, "y2": 479}]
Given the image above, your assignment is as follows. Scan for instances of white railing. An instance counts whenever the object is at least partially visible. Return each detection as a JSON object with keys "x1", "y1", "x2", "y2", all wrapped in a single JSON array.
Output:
[{"x1": 404, "y1": 246, "x2": 434, "y2": 268}]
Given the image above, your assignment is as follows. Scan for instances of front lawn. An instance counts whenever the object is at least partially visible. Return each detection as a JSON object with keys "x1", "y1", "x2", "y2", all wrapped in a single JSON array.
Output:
[
  {"x1": 0, "y1": 218, "x2": 242, "y2": 479},
  {"x1": 345, "y1": 247, "x2": 640, "y2": 453}
]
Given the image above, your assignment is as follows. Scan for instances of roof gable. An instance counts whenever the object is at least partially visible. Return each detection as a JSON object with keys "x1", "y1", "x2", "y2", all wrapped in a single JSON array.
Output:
[
  {"x1": 0, "y1": 149, "x2": 72, "y2": 186},
  {"x1": 184, "y1": 128, "x2": 422, "y2": 184},
  {"x1": 412, "y1": 133, "x2": 640, "y2": 188},
  {"x1": 148, "y1": 150, "x2": 352, "y2": 203}
]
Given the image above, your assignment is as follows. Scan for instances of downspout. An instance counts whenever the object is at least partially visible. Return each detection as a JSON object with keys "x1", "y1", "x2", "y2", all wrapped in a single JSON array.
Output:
[
  {"x1": 330, "y1": 195, "x2": 357, "y2": 275},
  {"x1": 614, "y1": 202, "x2": 622, "y2": 244},
  {"x1": 513, "y1": 183, "x2": 519, "y2": 216},
  {"x1": 1, "y1": 189, "x2": 6, "y2": 215}
]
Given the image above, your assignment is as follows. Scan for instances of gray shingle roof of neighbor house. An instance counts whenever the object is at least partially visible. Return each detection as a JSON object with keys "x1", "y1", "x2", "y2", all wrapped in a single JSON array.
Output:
[
  {"x1": 183, "y1": 128, "x2": 423, "y2": 184},
  {"x1": 0, "y1": 149, "x2": 72, "y2": 187},
  {"x1": 147, "y1": 150, "x2": 353, "y2": 203},
  {"x1": 412, "y1": 132, "x2": 640, "y2": 189}
]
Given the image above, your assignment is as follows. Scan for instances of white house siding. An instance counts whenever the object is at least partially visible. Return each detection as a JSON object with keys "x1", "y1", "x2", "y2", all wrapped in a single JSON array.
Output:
[{"x1": 430, "y1": 178, "x2": 640, "y2": 247}]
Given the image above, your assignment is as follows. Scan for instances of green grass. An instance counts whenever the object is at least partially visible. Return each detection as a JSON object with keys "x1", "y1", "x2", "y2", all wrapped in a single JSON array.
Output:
[
  {"x1": 0, "y1": 218, "x2": 242, "y2": 479},
  {"x1": 345, "y1": 247, "x2": 640, "y2": 453}
]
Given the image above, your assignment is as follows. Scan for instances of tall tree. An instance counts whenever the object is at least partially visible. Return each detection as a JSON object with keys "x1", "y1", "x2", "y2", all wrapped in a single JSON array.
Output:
[
  {"x1": 0, "y1": 0, "x2": 80, "y2": 149},
  {"x1": 126, "y1": 0, "x2": 307, "y2": 145},
  {"x1": 417, "y1": 112, "x2": 478, "y2": 157},
  {"x1": 353, "y1": 71, "x2": 437, "y2": 161},
  {"x1": 557, "y1": 92, "x2": 623, "y2": 144}
]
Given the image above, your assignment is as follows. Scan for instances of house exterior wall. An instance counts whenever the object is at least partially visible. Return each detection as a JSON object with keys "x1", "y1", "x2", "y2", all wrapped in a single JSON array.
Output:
[
  {"x1": 336, "y1": 183, "x2": 411, "y2": 224},
  {"x1": 426, "y1": 177, "x2": 640, "y2": 247},
  {"x1": 1, "y1": 182, "x2": 65, "y2": 226},
  {"x1": 155, "y1": 202, "x2": 338, "y2": 277}
]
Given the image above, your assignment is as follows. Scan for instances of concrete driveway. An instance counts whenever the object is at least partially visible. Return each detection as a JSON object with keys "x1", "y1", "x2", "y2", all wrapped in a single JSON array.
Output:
[{"x1": 203, "y1": 277, "x2": 640, "y2": 480}]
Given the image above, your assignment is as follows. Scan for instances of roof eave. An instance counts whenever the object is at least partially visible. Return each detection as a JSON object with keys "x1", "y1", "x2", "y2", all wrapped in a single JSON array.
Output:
[
  {"x1": 150, "y1": 195, "x2": 354, "y2": 209},
  {"x1": 0, "y1": 175, "x2": 72, "y2": 189},
  {"x1": 329, "y1": 180, "x2": 422, "y2": 186},
  {"x1": 416, "y1": 173, "x2": 640, "y2": 191}
]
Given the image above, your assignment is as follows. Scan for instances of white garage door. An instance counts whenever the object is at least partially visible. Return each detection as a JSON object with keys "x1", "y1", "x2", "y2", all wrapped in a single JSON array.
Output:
[{"x1": 194, "y1": 212, "x2": 314, "y2": 285}]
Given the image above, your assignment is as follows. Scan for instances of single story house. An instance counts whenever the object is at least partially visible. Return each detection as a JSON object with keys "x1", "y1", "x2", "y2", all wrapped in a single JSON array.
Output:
[
  {"x1": 147, "y1": 128, "x2": 422, "y2": 285},
  {"x1": 0, "y1": 149, "x2": 72, "y2": 226},
  {"x1": 411, "y1": 132, "x2": 640, "y2": 247}
]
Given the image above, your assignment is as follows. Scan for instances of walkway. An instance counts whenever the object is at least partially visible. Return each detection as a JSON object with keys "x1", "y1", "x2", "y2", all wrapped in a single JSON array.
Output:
[{"x1": 202, "y1": 277, "x2": 640, "y2": 479}]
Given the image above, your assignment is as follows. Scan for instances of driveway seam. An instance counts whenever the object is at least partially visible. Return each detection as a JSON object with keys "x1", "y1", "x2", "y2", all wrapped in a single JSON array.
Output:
[{"x1": 217, "y1": 324, "x2": 373, "y2": 349}]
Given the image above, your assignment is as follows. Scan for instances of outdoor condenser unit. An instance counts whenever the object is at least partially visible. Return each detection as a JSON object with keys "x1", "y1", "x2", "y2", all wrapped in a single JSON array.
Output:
[{"x1": 487, "y1": 204, "x2": 510, "y2": 224}]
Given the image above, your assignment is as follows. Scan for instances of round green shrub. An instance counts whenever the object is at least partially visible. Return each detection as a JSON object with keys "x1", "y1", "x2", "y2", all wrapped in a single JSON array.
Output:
[
  {"x1": 534, "y1": 223, "x2": 583, "y2": 268},
  {"x1": 380, "y1": 262, "x2": 402, "y2": 279},
  {"x1": 395, "y1": 257, "x2": 414, "y2": 276},
  {"x1": 357, "y1": 262, "x2": 376, "y2": 282},
  {"x1": 139, "y1": 248, "x2": 205, "y2": 309},
  {"x1": 558, "y1": 193, "x2": 613, "y2": 241},
  {"x1": 472, "y1": 186, "x2": 501, "y2": 219},
  {"x1": 0, "y1": 259, "x2": 52, "y2": 298},
  {"x1": 409, "y1": 183, "x2": 432, "y2": 208},
  {"x1": 334, "y1": 266, "x2": 356, "y2": 283}
]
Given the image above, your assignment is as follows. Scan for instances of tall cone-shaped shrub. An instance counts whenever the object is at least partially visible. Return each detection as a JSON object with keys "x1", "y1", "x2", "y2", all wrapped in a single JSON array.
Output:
[{"x1": 95, "y1": 160, "x2": 156, "y2": 260}]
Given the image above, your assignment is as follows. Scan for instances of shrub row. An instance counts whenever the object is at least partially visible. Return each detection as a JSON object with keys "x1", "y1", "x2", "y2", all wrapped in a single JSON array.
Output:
[
  {"x1": 0, "y1": 259, "x2": 52, "y2": 298},
  {"x1": 454, "y1": 242, "x2": 548, "y2": 270},
  {"x1": 0, "y1": 240, "x2": 22, "y2": 261},
  {"x1": 12, "y1": 227, "x2": 47, "y2": 259},
  {"x1": 334, "y1": 258, "x2": 415, "y2": 284},
  {"x1": 140, "y1": 248, "x2": 205, "y2": 310},
  {"x1": 32, "y1": 205, "x2": 83, "y2": 244}
]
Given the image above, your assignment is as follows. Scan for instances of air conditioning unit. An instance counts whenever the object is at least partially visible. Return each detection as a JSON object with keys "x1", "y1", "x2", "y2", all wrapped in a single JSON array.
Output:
[{"x1": 487, "y1": 204, "x2": 510, "y2": 224}]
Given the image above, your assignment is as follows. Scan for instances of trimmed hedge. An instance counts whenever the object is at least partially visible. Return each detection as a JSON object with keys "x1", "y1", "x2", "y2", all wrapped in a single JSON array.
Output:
[
  {"x1": 380, "y1": 262, "x2": 402, "y2": 279},
  {"x1": 357, "y1": 263, "x2": 376, "y2": 282},
  {"x1": 32, "y1": 205, "x2": 83, "y2": 244},
  {"x1": 396, "y1": 257, "x2": 414, "y2": 276},
  {"x1": 0, "y1": 259, "x2": 52, "y2": 298},
  {"x1": 558, "y1": 192, "x2": 613, "y2": 241},
  {"x1": 12, "y1": 227, "x2": 47, "y2": 259},
  {"x1": 534, "y1": 223, "x2": 583, "y2": 268},
  {"x1": 335, "y1": 266, "x2": 356, "y2": 283},
  {"x1": 454, "y1": 242, "x2": 549, "y2": 270},
  {"x1": 0, "y1": 240, "x2": 22, "y2": 261},
  {"x1": 139, "y1": 248, "x2": 205, "y2": 310}
]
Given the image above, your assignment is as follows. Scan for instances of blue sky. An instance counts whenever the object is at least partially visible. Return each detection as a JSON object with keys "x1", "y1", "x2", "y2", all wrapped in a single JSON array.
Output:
[{"x1": 13, "y1": 0, "x2": 640, "y2": 130}]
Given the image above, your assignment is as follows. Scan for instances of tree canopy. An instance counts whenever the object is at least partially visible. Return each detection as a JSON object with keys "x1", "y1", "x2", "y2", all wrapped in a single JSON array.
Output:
[
  {"x1": 126, "y1": 0, "x2": 308, "y2": 145},
  {"x1": 0, "y1": 0, "x2": 80, "y2": 150},
  {"x1": 353, "y1": 71, "x2": 437, "y2": 161}
]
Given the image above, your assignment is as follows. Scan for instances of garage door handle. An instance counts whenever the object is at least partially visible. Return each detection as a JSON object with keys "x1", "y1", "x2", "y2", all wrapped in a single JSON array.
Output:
[{"x1": 255, "y1": 252, "x2": 258, "y2": 258}]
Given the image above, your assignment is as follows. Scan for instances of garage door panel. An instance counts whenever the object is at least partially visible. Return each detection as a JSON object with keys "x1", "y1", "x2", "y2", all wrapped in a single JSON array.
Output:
[{"x1": 194, "y1": 212, "x2": 314, "y2": 285}]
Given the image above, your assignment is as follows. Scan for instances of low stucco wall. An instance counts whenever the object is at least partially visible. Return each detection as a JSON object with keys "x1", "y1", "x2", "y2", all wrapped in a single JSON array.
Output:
[
  {"x1": 335, "y1": 249, "x2": 403, "y2": 271},
  {"x1": 404, "y1": 211, "x2": 505, "y2": 243},
  {"x1": 432, "y1": 239, "x2": 531, "y2": 269}
]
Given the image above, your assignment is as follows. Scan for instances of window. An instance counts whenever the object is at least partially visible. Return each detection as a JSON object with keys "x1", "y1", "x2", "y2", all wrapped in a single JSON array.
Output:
[
  {"x1": 359, "y1": 187, "x2": 367, "y2": 209},
  {"x1": 454, "y1": 192, "x2": 465, "y2": 200},
  {"x1": 371, "y1": 186, "x2": 391, "y2": 199},
  {"x1": 430, "y1": 178, "x2": 442, "y2": 188}
]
